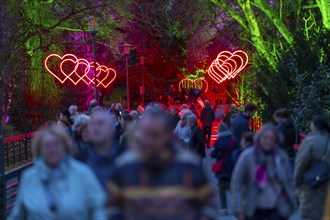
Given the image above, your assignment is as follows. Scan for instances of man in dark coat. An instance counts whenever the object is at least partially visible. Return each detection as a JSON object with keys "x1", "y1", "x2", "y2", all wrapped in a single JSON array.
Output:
[
  {"x1": 231, "y1": 102, "x2": 257, "y2": 144},
  {"x1": 200, "y1": 100, "x2": 215, "y2": 147},
  {"x1": 224, "y1": 104, "x2": 237, "y2": 126},
  {"x1": 188, "y1": 114, "x2": 206, "y2": 159}
]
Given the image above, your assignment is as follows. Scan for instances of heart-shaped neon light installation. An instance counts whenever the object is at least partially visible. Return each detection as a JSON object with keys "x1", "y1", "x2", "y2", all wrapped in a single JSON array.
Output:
[
  {"x1": 178, "y1": 78, "x2": 209, "y2": 93},
  {"x1": 45, "y1": 54, "x2": 79, "y2": 84},
  {"x1": 208, "y1": 50, "x2": 248, "y2": 84},
  {"x1": 45, "y1": 53, "x2": 117, "y2": 88}
]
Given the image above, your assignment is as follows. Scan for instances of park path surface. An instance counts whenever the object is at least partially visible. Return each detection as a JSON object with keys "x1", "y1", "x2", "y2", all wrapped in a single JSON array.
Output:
[{"x1": 204, "y1": 123, "x2": 303, "y2": 220}]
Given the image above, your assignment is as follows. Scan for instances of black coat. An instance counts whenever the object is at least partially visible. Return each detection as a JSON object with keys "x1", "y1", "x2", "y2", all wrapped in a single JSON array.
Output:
[
  {"x1": 276, "y1": 119, "x2": 297, "y2": 157},
  {"x1": 200, "y1": 106, "x2": 215, "y2": 127},
  {"x1": 211, "y1": 131, "x2": 236, "y2": 178},
  {"x1": 189, "y1": 124, "x2": 206, "y2": 158}
]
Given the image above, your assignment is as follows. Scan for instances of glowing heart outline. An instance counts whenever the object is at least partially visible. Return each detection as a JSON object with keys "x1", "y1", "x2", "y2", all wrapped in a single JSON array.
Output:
[
  {"x1": 45, "y1": 53, "x2": 117, "y2": 88},
  {"x1": 208, "y1": 50, "x2": 249, "y2": 84},
  {"x1": 178, "y1": 78, "x2": 209, "y2": 93},
  {"x1": 45, "y1": 54, "x2": 79, "y2": 84}
]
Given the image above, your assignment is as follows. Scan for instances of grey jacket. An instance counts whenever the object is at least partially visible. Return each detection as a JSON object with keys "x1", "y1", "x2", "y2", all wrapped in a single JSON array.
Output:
[
  {"x1": 294, "y1": 131, "x2": 330, "y2": 220},
  {"x1": 231, "y1": 147, "x2": 295, "y2": 218},
  {"x1": 9, "y1": 157, "x2": 107, "y2": 220}
]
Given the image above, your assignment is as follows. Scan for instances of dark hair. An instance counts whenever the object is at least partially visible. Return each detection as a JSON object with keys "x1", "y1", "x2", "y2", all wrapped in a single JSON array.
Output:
[
  {"x1": 312, "y1": 116, "x2": 330, "y2": 133},
  {"x1": 122, "y1": 113, "x2": 133, "y2": 122},
  {"x1": 244, "y1": 102, "x2": 258, "y2": 113},
  {"x1": 61, "y1": 109, "x2": 73, "y2": 125},
  {"x1": 274, "y1": 108, "x2": 289, "y2": 119},
  {"x1": 242, "y1": 132, "x2": 254, "y2": 145}
]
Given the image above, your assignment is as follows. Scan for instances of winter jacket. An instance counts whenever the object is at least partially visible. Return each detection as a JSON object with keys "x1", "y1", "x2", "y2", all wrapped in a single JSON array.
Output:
[
  {"x1": 211, "y1": 131, "x2": 236, "y2": 178},
  {"x1": 200, "y1": 106, "x2": 215, "y2": 127},
  {"x1": 189, "y1": 123, "x2": 206, "y2": 158},
  {"x1": 174, "y1": 121, "x2": 192, "y2": 148},
  {"x1": 276, "y1": 119, "x2": 297, "y2": 158},
  {"x1": 224, "y1": 110, "x2": 237, "y2": 126},
  {"x1": 9, "y1": 157, "x2": 106, "y2": 220},
  {"x1": 294, "y1": 131, "x2": 330, "y2": 220},
  {"x1": 231, "y1": 147, "x2": 295, "y2": 218},
  {"x1": 231, "y1": 113, "x2": 250, "y2": 143}
]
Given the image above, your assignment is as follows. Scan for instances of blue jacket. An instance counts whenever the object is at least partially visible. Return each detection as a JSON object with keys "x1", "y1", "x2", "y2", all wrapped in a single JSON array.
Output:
[
  {"x1": 9, "y1": 157, "x2": 106, "y2": 220},
  {"x1": 211, "y1": 131, "x2": 236, "y2": 178},
  {"x1": 231, "y1": 113, "x2": 250, "y2": 143}
]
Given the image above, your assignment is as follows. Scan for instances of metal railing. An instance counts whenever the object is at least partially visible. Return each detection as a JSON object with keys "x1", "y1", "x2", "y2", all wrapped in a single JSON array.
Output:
[{"x1": 0, "y1": 133, "x2": 35, "y2": 218}]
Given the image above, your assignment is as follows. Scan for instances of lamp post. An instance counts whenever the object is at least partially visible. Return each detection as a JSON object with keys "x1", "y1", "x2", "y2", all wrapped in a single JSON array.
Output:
[
  {"x1": 86, "y1": 16, "x2": 99, "y2": 104},
  {"x1": 122, "y1": 43, "x2": 132, "y2": 111},
  {"x1": 139, "y1": 56, "x2": 145, "y2": 106}
]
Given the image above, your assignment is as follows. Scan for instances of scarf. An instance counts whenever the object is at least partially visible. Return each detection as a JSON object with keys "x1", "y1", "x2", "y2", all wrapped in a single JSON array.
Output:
[{"x1": 254, "y1": 144, "x2": 285, "y2": 188}]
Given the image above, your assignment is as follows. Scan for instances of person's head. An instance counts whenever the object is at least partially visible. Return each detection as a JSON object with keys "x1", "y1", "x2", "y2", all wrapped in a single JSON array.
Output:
[
  {"x1": 170, "y1": 108, "x2": 177, "y2": 116},
  {"x1": 181, "y1": 111, "x2": 192, "y2": 127},
  {"x1": 255, "y1": 124, "x2": 282, "y2": 152},
  {"x1": 115, "y1": 103, "x2": 122, "y2": 112},
  {"x1": 72, "y1": 114, "x2": 91, "y2": 142},
  {"x1": 204, "y1": 100, "x2": 210, "y2": 107},
  {"x1": 90, "y1": 106, "x2": 104, "y2": 114},
  {"x1": 240, "y1": 132, "x2": 254, "y2": 149},
  {"x1": 32, "y1": 125, "x2": 74, "y2": 167},
  {"x1": 89, "y1": 100, "x2": 98, "y2": 111},
  {"x1": 274, "y1": 108, "x2": 289, "y2": 123},
  {"x1": 244, "y1": 102, "x2": 258, "y2": 118},
  {"x1": 230, "y1": 104, "x2": 236, "y2": 111},
  {"x1": 181, "y1": 104, "x2": 188, "y2": 110},
  {"x1": 130, "y1": 110, "x2": 139, "y2": 121},
  {"x1": 120, "y1": 113, "x2": 133, "y2": 129},
  {"x1": 68, "y1": 105, "x2": 78, "y2": 117},
  {"x1": 126, "y1": 121, "x2": 144, "y2": 150},
  {"x1": 187, "y1": 114, "x2": 197, "y2": 127},
  {"x1": 90, "y1": 111, "x2": 114, "y2": 146},
  {"x1": 59, "y1": 109, "x2": 73, "y2": 127},
  {"x1": 310, "y1": 116, "x2": 330, "y2": 133},
  {"x1": 218, "y1": 122, "x2": 229, "y2": 134},
  {"x1": 141, "y1": 110, "x2": 174, "y2": 156}
]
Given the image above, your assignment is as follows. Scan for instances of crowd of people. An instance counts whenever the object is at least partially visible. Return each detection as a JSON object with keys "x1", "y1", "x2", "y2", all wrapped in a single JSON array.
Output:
[{"x1": 9, "y1": 99, "x2": 330, "y2": 220}]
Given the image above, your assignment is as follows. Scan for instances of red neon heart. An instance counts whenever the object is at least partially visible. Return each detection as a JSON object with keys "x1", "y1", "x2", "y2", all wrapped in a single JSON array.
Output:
[
  {"x1": 208, "y1": 50, "x2": 248, "y2": 84},
  {"x1": 96, "y1": 65, "x2": 117, "y2": 88},
  {"x1": 178, "y1": 78, "x2": 208, "y2": 93},
  {"x1": 45, "y1": 53, "x2": 117, "y2": 88},
  {"x1": 45, "y1": 54, "x2": 78, "y2": 83},
  {"x1": 89, "y1": 63, "x2": 117, "y2": 88}
]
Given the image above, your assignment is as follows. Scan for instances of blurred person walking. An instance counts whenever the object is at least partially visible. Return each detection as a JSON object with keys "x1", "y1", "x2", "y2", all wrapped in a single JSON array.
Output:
[
  {"x1": 174, "y1": 111, "x2": 192, "y2": 149},
  {"x1": 58, "y1": 109, "x2": 73, "y2": 136},
  {"x1": 224, "y1": 104, "x2": 237, "y2": 126},
  {"x1": 211, "y1": 123, "x2": 236, "y2": 215},
  {"x1": 72, "y1": 114, "x2": 91, "y2": 153},
  {"x1": 76, "y1": 111, "x2": 119, "y2": 191},
  {"x1": 294, "y1": 116, "x2": 330, "y2": 220},
  {"x1": 274, "y1": 108, "x2": 298, "y2": 171},
  {"x1": 108, "y1": 110, "x2": 215, "y2": 220},
  {"x1": 188, "y1": 114, "x2": 206, "y2": 160},
  {"x1": 231, "y1": 102, "x2": 257, "y2": 144},
  {"x1": 231, "y1": 124, "x2": 295, "y2": 220},
  {"x1": 9, "y1": 125, "x2": 106, "y2": 220},
  {"x1": 200, "y1": 100, "x2": 215, "y2": 148}
]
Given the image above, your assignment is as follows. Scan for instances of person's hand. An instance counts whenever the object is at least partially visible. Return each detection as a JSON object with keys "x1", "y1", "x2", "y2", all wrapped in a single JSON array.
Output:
[{"x1": 236, "y1": 213, "x2": 245, "y2": 220}]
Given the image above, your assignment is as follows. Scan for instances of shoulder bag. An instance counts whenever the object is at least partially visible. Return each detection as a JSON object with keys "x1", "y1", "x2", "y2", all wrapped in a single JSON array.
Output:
[{"x1": 303, "y1": 137, "x2": 330, "y2": 188}]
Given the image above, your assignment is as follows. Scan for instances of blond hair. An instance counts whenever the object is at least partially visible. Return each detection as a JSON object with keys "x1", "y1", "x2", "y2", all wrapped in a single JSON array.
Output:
[{"x1": 32, "y1": 125, "x2": 75, "y2": 157}]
